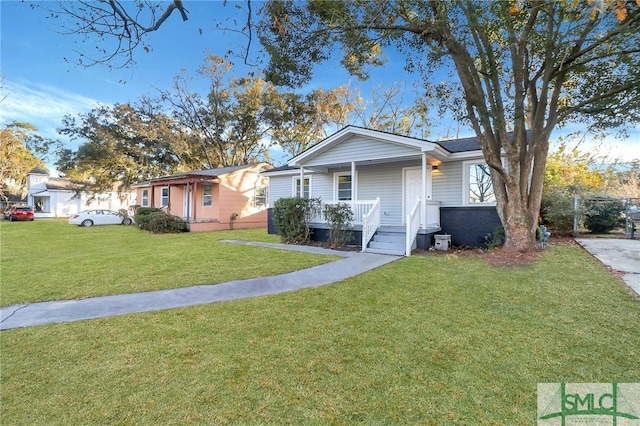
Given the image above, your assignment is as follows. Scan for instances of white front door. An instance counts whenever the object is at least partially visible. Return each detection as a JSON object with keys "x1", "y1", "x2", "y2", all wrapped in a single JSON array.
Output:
[
  {"x1": 183, "y1": 186, "x2": 190, "y2": 220},
  {"x1": 403, "y1": 167, "x2": 432, "y2": 224}
]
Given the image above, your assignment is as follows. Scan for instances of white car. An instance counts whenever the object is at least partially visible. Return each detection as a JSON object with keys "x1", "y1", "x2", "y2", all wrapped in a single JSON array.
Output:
[{"x1": 68, "y1": 209, "x2": 133, "y2": 227}]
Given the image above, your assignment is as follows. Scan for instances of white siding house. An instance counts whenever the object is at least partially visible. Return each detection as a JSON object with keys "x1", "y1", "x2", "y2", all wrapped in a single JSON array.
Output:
[
  {"x1": 264, "y1": 126, "x2": 504, "y2": 255},
  {"x1": 26, "y1": 168, "x2": 135, "y2": 218}
]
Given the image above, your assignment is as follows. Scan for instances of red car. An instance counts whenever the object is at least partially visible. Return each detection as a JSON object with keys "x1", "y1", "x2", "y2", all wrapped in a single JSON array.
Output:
[{"x1": 4, "y1": 206, "x2": 35, "y2": 221}]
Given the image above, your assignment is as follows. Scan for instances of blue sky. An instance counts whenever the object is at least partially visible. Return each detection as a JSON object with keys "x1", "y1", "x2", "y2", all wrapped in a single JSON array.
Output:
[{"x1": 1, "y1": 0, "x2": 639, "y2": 168}]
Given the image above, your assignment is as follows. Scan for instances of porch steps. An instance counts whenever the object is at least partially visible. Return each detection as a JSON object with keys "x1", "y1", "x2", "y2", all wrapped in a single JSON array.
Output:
[{"x1": 365, "y1": 227, "x2": 407, "y2": 256}]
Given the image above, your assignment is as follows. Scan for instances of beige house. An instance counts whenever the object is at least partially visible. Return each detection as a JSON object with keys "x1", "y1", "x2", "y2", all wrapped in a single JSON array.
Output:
[{"x1": 133, "y1": 163, "x2": 272, "y2": 232}]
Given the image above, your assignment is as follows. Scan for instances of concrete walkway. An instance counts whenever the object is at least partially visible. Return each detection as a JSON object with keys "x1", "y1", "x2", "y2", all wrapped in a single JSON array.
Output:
[
  {"x1": 0, "y1": 241, "x2": 400, "y2": 331},
  {"x1": 576, "y1": 238, "x2": 640, "y2": 295}
]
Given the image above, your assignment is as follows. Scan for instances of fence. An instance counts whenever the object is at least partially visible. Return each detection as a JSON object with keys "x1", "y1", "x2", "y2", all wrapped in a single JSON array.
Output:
[{"x1": 572, "y1": 196, "x2": 640, "y2": 237}]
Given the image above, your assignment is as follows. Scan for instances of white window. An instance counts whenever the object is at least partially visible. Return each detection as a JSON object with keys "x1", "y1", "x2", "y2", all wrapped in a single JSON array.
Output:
[
  {"x1": 334, "y1": 172, "x2": 356, "y2": 201},
  {"x1": 161, "y1": 187, "x2": 169, "y2": 207},
  {"x1": 464, "y1": 161, "x2": 496, "y2": 204},
  {"x1": 202, "y1": 184, "x2": 213, "y2": 207},
  {"x1": 141, "y1": 189, "x2": 149, "y2": 207},
  {"x1": 292, "y1": 177, "x2": 311, "y2": 198},
  {"x1": 254, "y1": 185, "x2": 267, "y2": 208}
]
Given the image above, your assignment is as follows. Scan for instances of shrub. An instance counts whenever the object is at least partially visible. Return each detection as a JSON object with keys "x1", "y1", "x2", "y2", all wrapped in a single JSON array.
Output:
[
  {"x1": 323, "y1": 203, "x2": 354, "y2": 247},
  {"x1": 134, "y1": 207, "x2": 164, "y2": 230},
  {"x1": 135, "y1": 208, "x2": 189, "y2": 234},
  {"x1": 583, "y1": 197, "x2": 625, "y2": 233},
  {"x1": 540, "y1": 189, "x2": 575, "y2": 231},
  {"x1": 484, "y1": 226, "x2": 505, "y2": 250},
  {"x1": 272, "y1": 197, "x2": 321, "y2": 243}
]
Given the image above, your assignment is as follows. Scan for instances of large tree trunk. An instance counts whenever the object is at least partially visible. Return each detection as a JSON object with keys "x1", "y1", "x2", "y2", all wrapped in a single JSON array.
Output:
[{"x1": 498, "y1": 196, "x2": 538, "y2": 252}]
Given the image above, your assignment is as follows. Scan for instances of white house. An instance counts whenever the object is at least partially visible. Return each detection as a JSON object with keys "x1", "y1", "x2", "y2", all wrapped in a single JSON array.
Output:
[
  {"x1": 27, "y1": 168, "x2": 136, "y2": 218},
  {"x1": 263, "y1": 126, "x2": 505, "y2": 255}
]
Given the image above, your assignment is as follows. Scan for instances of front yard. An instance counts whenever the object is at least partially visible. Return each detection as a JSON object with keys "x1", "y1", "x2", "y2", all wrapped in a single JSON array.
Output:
[{"x1": 1, "y1": 220, "x2": 639, "y2": 424}]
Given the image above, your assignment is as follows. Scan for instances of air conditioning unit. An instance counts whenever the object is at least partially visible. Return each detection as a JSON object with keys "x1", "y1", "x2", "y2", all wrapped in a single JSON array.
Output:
[{"x1": 434, "y1": 234, "x2": 451, "y2": 251}]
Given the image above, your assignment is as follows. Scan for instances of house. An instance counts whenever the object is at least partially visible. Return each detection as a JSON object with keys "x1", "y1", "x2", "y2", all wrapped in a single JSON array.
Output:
[
  {"x1": 263, "y1": 126, "x2": 503, "y2": 255},
  {"x1": 132, "y1": 163, "x2": 272, "y2": 232},
  {"x1": 26, "y1": 168, "x2": 135, "y2": 218}
]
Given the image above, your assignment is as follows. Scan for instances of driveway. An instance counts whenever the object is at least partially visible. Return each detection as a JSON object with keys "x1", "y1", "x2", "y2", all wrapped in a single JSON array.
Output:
[{"x1": 575, "y1": 238, "x2": 640, "y2": 295}]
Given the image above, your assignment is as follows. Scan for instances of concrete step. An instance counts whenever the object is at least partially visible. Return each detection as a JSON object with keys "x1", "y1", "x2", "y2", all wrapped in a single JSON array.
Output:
[
  {"x1": 373, "y1": 233, "x2": 405, "y2": 243},
  {"x1": 365, "y1": 247, "x2": 405, "y2": 256},
  {"x1": 368, "y1": 240, "x2": 405, "y2": 251}
]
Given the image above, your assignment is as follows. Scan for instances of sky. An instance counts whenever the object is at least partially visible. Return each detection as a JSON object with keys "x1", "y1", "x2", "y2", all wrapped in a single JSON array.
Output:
[{"x1": 1, "y1": 0, "x2": 639, "y2": 170}]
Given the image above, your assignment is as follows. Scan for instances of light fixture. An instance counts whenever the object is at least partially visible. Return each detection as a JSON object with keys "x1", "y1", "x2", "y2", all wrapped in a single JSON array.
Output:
[{"x1": 432, "y1": 165, "x2": 439, "y2": 170}]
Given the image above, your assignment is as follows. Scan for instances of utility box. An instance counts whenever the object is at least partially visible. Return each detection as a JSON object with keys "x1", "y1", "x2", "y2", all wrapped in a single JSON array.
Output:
[{"x1": 434, "y1": 234, "x2": 451, "y2": 251}]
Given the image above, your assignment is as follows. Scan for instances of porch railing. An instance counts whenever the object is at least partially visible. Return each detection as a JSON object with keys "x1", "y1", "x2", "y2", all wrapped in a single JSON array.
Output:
[
  {"x1": 311, "y1": 199, "x2": 379, "y2": 225},
  {"x1": 406, "y1": 198, "x2": 421, "y2": 256},
  {"x1": 361, "y1": 198, "x2": 381, "y2": 251}
]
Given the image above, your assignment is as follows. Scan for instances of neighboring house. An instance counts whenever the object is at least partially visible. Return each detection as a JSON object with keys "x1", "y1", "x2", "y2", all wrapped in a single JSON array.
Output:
[
  {"x1": 133, "y1": 163, "x2": 272, "y2": 232},
  {"x1": 26, "y1": 167, "x2": 135, "y2": 218},
  {"x1": 263, "y1": 126, "x2": 504, "y2": 255}
]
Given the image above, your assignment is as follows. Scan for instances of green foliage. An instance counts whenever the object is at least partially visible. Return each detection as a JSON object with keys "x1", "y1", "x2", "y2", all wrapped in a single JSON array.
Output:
[
  {"x1": 540, "y1": 189, "x2": 575, "y2": 231},
  {"x1": 484, "y1": 226, "x2": 505, "y2": 250},
  {"x1": 323, "y1": 203, "x2": 354, "y2": 247},
  {"x1": 583, "y1": 198, "x2": 626, "y2": 234},
  {"x1": 134, "y1": 208, "x2": 188, "y2": 234},
  {"x1": 272, "y1": 197, "x2": 321, "y2": 243}
]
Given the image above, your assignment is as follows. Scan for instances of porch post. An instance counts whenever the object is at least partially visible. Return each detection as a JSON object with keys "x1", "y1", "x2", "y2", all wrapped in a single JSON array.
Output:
[
  {"x1": 421, "y1": 153, "x2": 427, "y2": 228},
  {"x1": 351, "y1": 161, "x2": 356, "y2": 201},
  {"x1": 299, "y1": 167, "x2": 304, "y2": 197}
]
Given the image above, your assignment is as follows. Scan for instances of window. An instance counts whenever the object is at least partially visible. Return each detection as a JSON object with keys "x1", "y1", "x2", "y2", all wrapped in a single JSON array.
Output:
[
  {"x1": 161, "y1": 187, "x2": 169, "y2": 207},
  {"x1": 334, "y1": 172, "x2": 355, "y2": 201},
  {"x1": 254, "y1": 185, "x2": 267, "y2": 208},
  {"x1": 202, "y1": 184, "x2": 213, "y2": 207},
  {"x1": 293, "y1": 177, "x2": 310, "y2": 198},
  {"x1": 464, "y1": 161, "x2": 496, "y2": 204},
  {"x1": 141, "y1": 189, "x2": 149, "y2": 207}
]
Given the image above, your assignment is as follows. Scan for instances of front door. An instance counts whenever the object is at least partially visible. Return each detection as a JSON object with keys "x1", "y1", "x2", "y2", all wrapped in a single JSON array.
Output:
[
  {"x1": 403, "y1": 167, "x2": 432, "y2": 225},
  {"x1": 183, "y1": 185, "x2": 190, "y2": 220}
]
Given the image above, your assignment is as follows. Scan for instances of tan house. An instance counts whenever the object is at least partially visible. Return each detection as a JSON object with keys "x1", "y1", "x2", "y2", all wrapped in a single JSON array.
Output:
[{"x1": 133, "y1": 163, "x2": 272, "y2": 232}]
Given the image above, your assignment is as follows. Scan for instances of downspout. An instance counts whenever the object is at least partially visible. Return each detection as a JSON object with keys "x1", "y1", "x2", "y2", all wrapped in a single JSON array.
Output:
[
  {"x1": 351, "y1": 161, "x2": 356, "y2": 202},
  {"x1": 299, "y1": 167, "x2": 305, "y2": 197},
  {"x1": 421, "y1": 153, "x2": 427, "y2": 228}
]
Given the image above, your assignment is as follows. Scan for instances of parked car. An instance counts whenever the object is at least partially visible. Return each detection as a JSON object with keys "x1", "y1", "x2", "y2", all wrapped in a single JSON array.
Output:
[
  {"x1": 68, "y1": 210, "x2": 133, "y2": 227},
  {"x1": 4, "y1": 206, "x2": 35, "y2": 221}
]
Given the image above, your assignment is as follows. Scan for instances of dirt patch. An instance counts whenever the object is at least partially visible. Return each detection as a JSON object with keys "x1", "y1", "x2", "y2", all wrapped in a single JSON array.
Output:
[{"x1": 415, "y1": 237, "x2": 578, "y2": 267}]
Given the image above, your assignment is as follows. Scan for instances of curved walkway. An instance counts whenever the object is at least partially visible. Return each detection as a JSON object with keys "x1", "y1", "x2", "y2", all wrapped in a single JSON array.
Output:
[{"x1": 0, "y1": 241, "x2": 400, "y2": 330}]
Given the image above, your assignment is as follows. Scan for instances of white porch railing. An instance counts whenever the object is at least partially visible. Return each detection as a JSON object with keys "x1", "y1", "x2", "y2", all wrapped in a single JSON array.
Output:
[
  {"x1": 361, "y1": 197, "x2": 381, "y2": 251},
  {"x1": 406, "y1": 198, "x2": 421, "y2": 256},
  {"x1": 311, "y1": 199, "x2": 379, "y2": 225}
]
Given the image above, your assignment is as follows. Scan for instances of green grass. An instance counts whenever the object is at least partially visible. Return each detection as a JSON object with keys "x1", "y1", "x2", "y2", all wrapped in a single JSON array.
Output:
[
  {"x1": 1, "y1": 237, "x2": 639, "y2": 424},
  {"x1": 0, "y1": 219, "x2": 337, "y2": 306}
]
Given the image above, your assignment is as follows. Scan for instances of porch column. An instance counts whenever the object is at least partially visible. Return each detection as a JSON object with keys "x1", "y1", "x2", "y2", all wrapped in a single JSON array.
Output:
[
  {"x1": 351, "y1": 161, "x2": 356, "y2": 201},
  {"x1": 299, "y1": 167, "x2": 305, "y2": 197},
  {"x1": 421, "y1": 153, "x2": 427, "y2": 228}
]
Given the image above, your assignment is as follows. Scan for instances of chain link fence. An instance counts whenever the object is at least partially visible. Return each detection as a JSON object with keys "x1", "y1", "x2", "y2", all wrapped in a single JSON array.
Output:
[{"x1": 572, "y1": 196, "x2": 640, "y2": 237}]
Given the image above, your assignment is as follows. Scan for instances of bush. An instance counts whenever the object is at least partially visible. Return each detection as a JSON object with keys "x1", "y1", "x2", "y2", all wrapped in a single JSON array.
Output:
[
  {"x1": 135, "y1": 208, "x2": 189, "y2": 234},
  {"x1": 484, "y1": 226, "x2": 505, "y2": 250},
  {"x1": 323, "y1": 203, "x2": 354, "y2": 247},
  {"x1": 134, "y1": 207, "x2": 164, "y2": 230},
  {"x1": 583, "y1": 197, "x2": 625, "y2": 233},
  {"x1": 540, "y1": 189, "x2": 575, "y2": 231},
  {"x1": 272, "y1": 197, "x2": 321, "y2": 243}
]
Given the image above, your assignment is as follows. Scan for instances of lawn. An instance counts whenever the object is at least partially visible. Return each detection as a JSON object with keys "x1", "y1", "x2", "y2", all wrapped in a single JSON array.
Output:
[
  {"x1": 1, "y1": 224, "x2": 639, "y2": 425},
  {"x1": 0, "y1": 219, "x2": 337, "y2": 306}
]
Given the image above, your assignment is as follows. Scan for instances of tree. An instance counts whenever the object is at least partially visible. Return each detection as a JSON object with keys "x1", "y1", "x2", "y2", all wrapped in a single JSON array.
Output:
[
  {"x1": 0, "y1": 122, "x2": 55, "y2": 203},
  {"x1": 258, "y1": 0, "x2": 640, "y2": 251},
  {"x1": 57, "y1": 102, "x2": 187, "y2": 195},
  {"x1": 51, "y1": 0, "x2": 640, "y2": 251}
]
